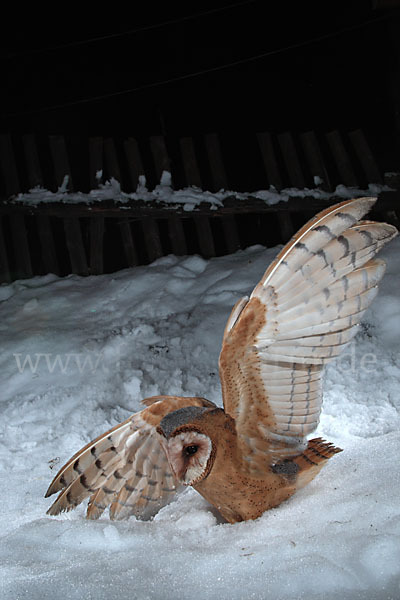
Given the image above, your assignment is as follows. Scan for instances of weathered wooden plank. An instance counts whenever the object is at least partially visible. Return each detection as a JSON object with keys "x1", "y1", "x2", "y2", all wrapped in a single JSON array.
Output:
[
  {"x1": 180, "y1": 137, "x2": 202, "y2": 188},
  {"x1": 119, "y1": 220, "x2": 138, "y2": 267},
  {"x1": 141, "y1": 217, "x2": 163, "y2": 262},
  {"x1": 104, "y1": 138, "x2": 122, "y2": 183},
  {"x1": 257, "y1": 132, "x2": 282, "y2": 190},
  {"x1": 22, "y1": 134, "x2": 43, "y2": 189},
  {"x1": 1, "y1": 191, "x2": 398, "y2": 220},
  {"x1": 49, "y1": 135, "x2": 73, "y2": 190},
  {"x1": 326, "y1": 130, "x2": 358, "y2": 187},
  {"x1": 0, "y1": 217, "x2": 11, "y2": 283},
  {"x1": 204, "y1": 133, "x2": 228, "y2": 191},
  {"x1": 10, "y1": 213, "x2": 33, "y2": 278},
  {"x1": 348, "y1": 129, "x2": 383, "y2": 183},
  {"x1": 124, "y1": 138, "x2": 145, "y2": 190},
  {"x1": 37, "y1": 214, "x2": 59, "y2": 275},
  {"x1": 149, "y1": 136, "x2": 171, "y2": 184},
  {"x1": 90, "y1": 216, "x2": 104, "y2": 275},
  {"x1": 194, "y1": 215, "x2": 215, "y2": 258},
  {"x1": 0, "y1": 134, "x2": 20, "y2": 197},
  {"x1": 277, "y1": 132, "x2": 306, "y2": 188},
  {"x1": 382, "y1": 177, "x2": 400, "y2": 225},
  {"x1": 277, "y1": 211, "x2": 295, "y2": 242},
  {"x1": 222, "y1": 215, "x2": 240, "y2": 254},
  {"x1": 63, "y1": 217, "x2": 88, "y2": 275},
  {"x1": 300, "y1": 131, "x2": 332, "y2": 191},
  {"x1": 168, "y1": 214, "x2": 187, "y2": 255},
  {"x1": 89, "y1": 137, "x2": 103, "y2": 189}
]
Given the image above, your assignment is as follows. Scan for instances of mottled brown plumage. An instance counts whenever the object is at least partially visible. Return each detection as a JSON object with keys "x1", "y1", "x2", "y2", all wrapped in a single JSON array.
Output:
[{"x1": 46, "y1": 197, "x2": 397, "y2": 523}]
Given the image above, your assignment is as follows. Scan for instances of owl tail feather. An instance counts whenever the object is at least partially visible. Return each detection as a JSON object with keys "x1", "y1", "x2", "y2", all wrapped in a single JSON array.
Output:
[{"x1": 293, "y1": 438, "x2": 342, "y2": 490}]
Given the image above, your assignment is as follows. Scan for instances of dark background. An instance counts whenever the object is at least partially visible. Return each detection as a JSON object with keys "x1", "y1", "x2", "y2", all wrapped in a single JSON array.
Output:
[
  {"x1": 1, "y1": 0, "x2": 400, "y2": 281},
  {"x1": 1, "y1": 0, "x2": 399, "y2": 144}
]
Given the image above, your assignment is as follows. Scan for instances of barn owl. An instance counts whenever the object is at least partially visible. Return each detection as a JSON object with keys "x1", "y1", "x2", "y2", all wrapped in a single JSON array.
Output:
[{"x1": 46, "y1": 197, "x2": 397, "y2": 523}]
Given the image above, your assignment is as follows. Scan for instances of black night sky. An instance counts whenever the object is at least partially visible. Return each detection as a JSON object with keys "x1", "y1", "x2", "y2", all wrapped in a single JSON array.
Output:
[{"x1": 1, "y1": 0, "x2": 398, "y2": 143}]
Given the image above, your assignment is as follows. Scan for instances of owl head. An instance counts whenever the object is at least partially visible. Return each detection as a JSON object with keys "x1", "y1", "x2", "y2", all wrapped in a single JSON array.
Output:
[{"x1": 157, "y1": 406, "x2": 222, "y2": 485}]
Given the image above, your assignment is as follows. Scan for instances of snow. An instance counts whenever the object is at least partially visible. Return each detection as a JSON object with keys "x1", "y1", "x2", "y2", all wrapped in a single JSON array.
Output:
[
  {"x1": 8, "y1": 171, "x2": 394, "y2": 211},
  {"x1": 0, "y1": 232, "x2": 399, "y2": 600}
]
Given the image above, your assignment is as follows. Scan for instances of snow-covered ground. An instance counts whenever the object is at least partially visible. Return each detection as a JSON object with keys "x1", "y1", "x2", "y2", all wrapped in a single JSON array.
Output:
[{"x1": 0, "y1": 229, "x2": 399, "y2": 600}]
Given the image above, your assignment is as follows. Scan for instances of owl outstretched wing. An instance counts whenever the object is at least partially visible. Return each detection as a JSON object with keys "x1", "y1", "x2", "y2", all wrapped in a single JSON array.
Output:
[
  {"x1": 46, "y1": 395, "x2": 215, "y2": 520},
  {"x1": 219, "y1": 197, "x2": 397, "y2": 472}
]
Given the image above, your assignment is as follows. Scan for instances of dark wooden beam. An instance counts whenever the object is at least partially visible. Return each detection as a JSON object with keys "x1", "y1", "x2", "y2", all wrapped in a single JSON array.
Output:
[
  {"x1": 1, "y1": 192, "x2": 398, "y2": 219},
  {"x1": 194, "y1": 215, "x2": 215, "y2": 258},
  {"x1": 22, "y1": 134, "x2": 43, "y2": 189},
  {"x1": 180, "y1": 137, "x2": 202, "y2": 188},
  {"x1": 204, "y1": 133, "x2": 228, "y2": 191},
  {"x1": 124, "y1": 138, "x2": 145, "y2": 190},
  {"x1": 222, "y1": 215, "x2": 240, "y2": 254},
  {"x1": 63, "y1": 217, "x2": 88, "y2": 275},
  {"x1": 277, "y1": 211, "x2": 295, "y2": 242},
  {"x1": 37, "y1": 214, "x2": 59, "y2": 275},
  {"x1": 119, "y1": 220, "x2": 139, "y2": 267},
  {"x1": 0, "y1": 217, "x2": 11, "y2": 283},
  {"x1": 277, "y1": 132, "x2": 306, "y2": 188},
  {"x1": 49, "y1": 135, "x2": 73, "y2": 190},
  {"x1": 168, "y1": 214, "x2": 187, "y2": 255},
  {"x1": 326, "y1": 131, "x2": 358, "y2": 187},
  {"x1": 300, "y1": 131, "x2": 332, "y2": 191},
  {"x1": 0, "y1": 134, "x2": 20, "y2": 198},
  {"x1": 257, "y1": 132, "x2": 282, "y2": 190},
  {"x1": 10, "y1": 213, "x2": 33, "y2": 279},
  {"x1": 90, "y1": 216, "x2": 104, "y2": 275},
  {"x1": 141, "y1": 217, "x2": 163, "y2": 262},
  {"x1": 348, "y1": 129, "x2": 383, "y2": 184},
  {"x1": 89, "y1": 137, "x2": 103, "y2": 189},
  {"x1": 104, "y1": 138, "x2": 122, "y2": 183},
  {"x1": 149, "y1": 136, "x2": 171, "y2": 184}
]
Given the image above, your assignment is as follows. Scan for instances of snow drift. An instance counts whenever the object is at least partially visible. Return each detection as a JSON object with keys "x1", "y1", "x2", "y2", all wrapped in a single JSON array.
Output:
[{"x1": 0, "y1": 228, "x2": 399, "y2": 599}]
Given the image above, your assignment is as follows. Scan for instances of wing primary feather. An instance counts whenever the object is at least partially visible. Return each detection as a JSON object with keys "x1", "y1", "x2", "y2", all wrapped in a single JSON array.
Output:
[
  {"x1": 45, "y1": 418, "x2": 134, "y2": 499},
  {"x1": 46, "y1": 396, "x2": 213, "y2": 519},
  {"x1": 219, "y1": 197, "x2": 397, "y2": 470}
]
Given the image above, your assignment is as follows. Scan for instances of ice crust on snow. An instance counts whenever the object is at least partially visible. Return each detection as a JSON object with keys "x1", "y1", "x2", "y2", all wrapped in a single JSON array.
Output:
[
  {"x1": 9, "y1": 171, "x2": 393, "y2": 211},
  {"x1": 0, "y1": 236, "x2": 399, "y2": 599}
]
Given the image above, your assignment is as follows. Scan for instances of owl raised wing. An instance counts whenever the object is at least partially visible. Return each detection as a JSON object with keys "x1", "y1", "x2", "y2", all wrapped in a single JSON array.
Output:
[
  {"x1": 219, "y1": 197, "x2": 396, "y2": 471},
  {"x1": 46, "y1": 197, "x2": 397, "y2": 522}
]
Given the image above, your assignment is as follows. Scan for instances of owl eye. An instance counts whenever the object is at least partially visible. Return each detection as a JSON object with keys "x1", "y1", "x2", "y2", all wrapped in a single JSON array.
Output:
[{"x1": 184, "y1": 445, "x2": 198, "y2": 456}]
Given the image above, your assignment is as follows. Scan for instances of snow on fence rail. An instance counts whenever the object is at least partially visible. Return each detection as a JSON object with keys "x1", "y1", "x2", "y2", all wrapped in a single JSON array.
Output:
[{"x1": 0, "y1": 129, "x2": 398, "y2": 283}]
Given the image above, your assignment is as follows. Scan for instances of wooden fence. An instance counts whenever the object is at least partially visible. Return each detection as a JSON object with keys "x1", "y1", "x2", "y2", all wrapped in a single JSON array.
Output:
[
  {"x1": 0, "y1": 128, "x2": 388, "y2": 196},
  {"x1": 0, "y1": 129, "x2": 398, "y2": 283}
]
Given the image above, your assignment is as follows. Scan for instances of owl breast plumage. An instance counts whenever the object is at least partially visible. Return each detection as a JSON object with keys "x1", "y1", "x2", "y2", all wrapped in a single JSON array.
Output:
[{"x1": 45, "y1": 197, "x2": 397, "y2": 523}]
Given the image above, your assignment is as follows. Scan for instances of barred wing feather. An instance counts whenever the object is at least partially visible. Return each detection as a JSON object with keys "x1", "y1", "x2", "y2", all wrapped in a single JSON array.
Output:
[
  {"x1": 219, "y1": 197, "x2": 397, "y2": 470},
  {"x1": 45, "y1": 396, "x2": 214, "y2": 520}
]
